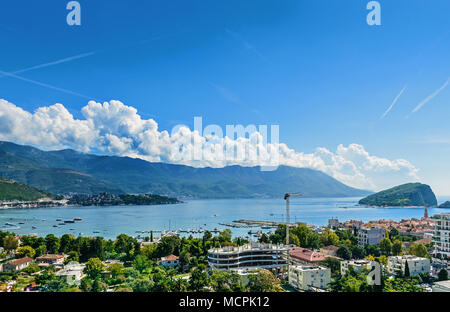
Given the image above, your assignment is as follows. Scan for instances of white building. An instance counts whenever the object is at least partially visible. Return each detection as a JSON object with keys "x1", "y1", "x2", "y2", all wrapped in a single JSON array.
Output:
[
  {"x1": 2, "y1": 257, "x2": 33, "y2": 272},
  {"x1": 433, "y1": 213, "x2": 450, "y2": 260},
  {"x1": 340, "y1": 259, "x2": 375, "y2": 276},
  {"x1": 358, "y1": 227, "x2": 386, "y2": 248},
  {"x1": 387, "y1": 255, "x2": 430, "y2": 276},
  {"x1": 433, "y1": 280, "x2": 450, "y2": 292},
  {"x1": 55, "y1": 262, "x2": 85, "y2": 285},
  {"x1": 289, "y1": 265, "x2": 331, "y2": 291},
  {"x1": 157, "y1": 255, "x2": 180, "y2": 268},
  {"x1": 208, "y1": 242, "x2": 289, "y2": 271}
]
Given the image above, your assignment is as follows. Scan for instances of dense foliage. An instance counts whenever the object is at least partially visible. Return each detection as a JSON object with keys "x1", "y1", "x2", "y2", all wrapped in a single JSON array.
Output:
[
  {"x1": 0, "y1": 177, "x2": 60, "y2": 201},
  {"x1": 359, "y1": 183, "x2": 437, "y2": 207}
]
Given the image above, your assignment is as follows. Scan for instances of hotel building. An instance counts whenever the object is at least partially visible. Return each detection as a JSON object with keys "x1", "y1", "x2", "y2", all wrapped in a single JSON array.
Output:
[
  {"x1": 433, "y1": 213, "x2": 450, "y2": 260},
  {"x1": 208, "y1": 242, "x2": 289, "y2": 271}
]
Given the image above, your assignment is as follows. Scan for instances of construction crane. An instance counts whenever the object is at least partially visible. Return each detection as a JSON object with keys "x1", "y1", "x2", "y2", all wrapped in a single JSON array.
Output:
[{"x1": 284, "y1": 193, "x2": 302, "y2": 245}]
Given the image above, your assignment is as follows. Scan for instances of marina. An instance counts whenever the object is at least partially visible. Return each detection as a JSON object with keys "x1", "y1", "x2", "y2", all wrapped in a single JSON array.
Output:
[{"x1": 1, "y1": 197, "x2": 450, "y2": 239}]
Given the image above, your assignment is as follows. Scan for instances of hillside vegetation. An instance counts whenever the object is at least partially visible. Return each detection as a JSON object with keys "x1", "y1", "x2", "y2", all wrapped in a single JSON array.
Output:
[
  {"x1": 359, "y1": 183, "x2": 437, "y2": 207},
  {"x1": 0, "y1": 177, "x2": 59, "y2": 201}
]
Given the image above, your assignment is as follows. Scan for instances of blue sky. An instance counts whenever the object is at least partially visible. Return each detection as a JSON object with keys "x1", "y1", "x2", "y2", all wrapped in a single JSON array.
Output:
[{"x1": 0, "y1": 1, "x2": 449, "y2": 194}]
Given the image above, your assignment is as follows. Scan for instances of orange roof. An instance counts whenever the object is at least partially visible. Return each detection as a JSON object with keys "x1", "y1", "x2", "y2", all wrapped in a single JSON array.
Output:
[
  {"x1": 161, "y1": 254, "x2": 179, "y2": 261},
  {"x1": 290, "y1": 248, "x2": 327, "y2": 262},
  {"x1": 9, "y1": 257, "x2": 33, "y2": 266}
]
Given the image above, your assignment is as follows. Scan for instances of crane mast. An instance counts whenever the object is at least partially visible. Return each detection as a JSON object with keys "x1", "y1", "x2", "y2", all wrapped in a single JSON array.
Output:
[{"x1": 284, "y1": 192, "x2": 302, "y2": 245}]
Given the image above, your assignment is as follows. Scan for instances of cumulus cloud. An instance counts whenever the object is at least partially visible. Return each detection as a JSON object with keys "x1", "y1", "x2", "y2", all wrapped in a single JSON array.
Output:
[{"x1": 0, "y1": 99, "x2": 419, "y2": 191}]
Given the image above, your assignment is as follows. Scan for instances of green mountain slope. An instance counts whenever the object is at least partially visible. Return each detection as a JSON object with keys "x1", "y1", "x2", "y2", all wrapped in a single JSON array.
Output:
[
  {"x1": 0, "y1": 177, "x2": 57, "y2": 201},
  {"x1": 359, "y1": 183, "x2": 437, "y2": 207},
  {"x1": 0, "y1": 141, "x2": 371, "y2": 198}
]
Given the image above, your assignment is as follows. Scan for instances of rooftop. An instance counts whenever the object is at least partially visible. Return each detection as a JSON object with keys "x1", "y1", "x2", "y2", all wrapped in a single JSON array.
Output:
[
  {"x1": 290, "y1": 265, "x2": 329, "y2": 272},
  {"x1": 209, "y1": 242, "x2": 289, "y2": 254},
  {"x1": 8, "y1": 257, "x2": 33, "y2": 266},
  {"x1": 290, "y1": 247, "x2": 328, "y2": 263},
  {"x1": 161, "y1": 254, "x2": 179, "y2": 261},
  {"x1": 36, "y1": 254, "x2": 64, "y2": 260}
]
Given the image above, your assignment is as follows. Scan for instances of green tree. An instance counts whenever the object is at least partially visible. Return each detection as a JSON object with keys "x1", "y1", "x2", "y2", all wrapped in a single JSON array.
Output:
[
  {"x1": 438, "y1": 269, "x2": 449, "y2": 281},
  {"x1": 389, "y1": 227, "x2": 400, "y2": 241},
  {"x1": 409, "y1": 243, "x2": 428, "y2": 258},
  {"x1": 188, "y1": 265, "x2": 209, "y2": 292},
  {"x1": 108, "y1": 263, "x2": 125, "y2": 278},
  {"x1": 84, "y1": 258, "x2": 105, "y2": 279},
  {"x1": 210, "y1": 270, "x2": 245, "y2": 292},
  {"x1": 336, "y1": 246, "x2": 352, "y2": 260},
  {"x1": 218, "y1": 229, "x2": 232, "y2": 243},
  {"x1": 392, "y1": 240, "x2": 403, "y2": 256},
  {"x1": 320, "y1": 229, "x2": 340, "y2": 246},
  {"x1": 405, "y1": 261, "x2": 410, "y2": 277},
  {"x1": 16, "y1": 246, "x2": 36, "y2": 258},
  {"x1": 133, "y1": 254, "x2": 150, "y2": 273},
  {"x1": 35, "y1": 245, "x2": 47, "y2": 257},
  {"x1": 379, "y1": 238, "x2": 393, "y2": 256},
  {"x1": 59, "y1": 234, "x2": 76, "y2": 254},
  {"x1": 3, "y1": 235, "x2": 18, "y2": 254},
  {"x1": 45, "y1": 234, "x2": 60, "y2": 254},
  {"x1": 247, "y1": 270, "x2": 280, "y2": 292}
]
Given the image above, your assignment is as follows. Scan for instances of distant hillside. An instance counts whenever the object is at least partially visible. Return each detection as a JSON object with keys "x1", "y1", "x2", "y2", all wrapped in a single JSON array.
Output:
[
  {"x1": 439, "y1": 201, "x2": 450, "y2": 208},
  {"x1": 0, "y1": 141, "x2": 371, "y2": 199},
  {"x1": 0, "y1": 177, "x2": 58, "y2": 201},
  {"x1": 359, "y1": 183, "x2": 437, "y2": 207}
]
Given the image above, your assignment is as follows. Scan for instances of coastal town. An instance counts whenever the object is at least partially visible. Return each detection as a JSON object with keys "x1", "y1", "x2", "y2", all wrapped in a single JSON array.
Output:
[{"x1": 1, "y1": 204, "x2": 450, "y2": 293}]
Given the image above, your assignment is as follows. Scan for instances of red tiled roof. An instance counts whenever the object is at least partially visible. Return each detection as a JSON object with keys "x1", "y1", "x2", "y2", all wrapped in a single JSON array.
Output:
[
  {"x1": 163, "y1": 255, "x2": 179, "y2": 261},
  {"x1": 290, "y1": 248, "x2": 328, "y2": 262},
  {"x1": 9, "y1": 257, "x2": 33, "y2": 266}
]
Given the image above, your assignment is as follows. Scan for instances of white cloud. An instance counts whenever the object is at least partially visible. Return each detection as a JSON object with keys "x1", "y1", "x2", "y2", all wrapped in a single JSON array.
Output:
[{"x1": 0, "y1": 99, "x2": 419, "y2": 191}]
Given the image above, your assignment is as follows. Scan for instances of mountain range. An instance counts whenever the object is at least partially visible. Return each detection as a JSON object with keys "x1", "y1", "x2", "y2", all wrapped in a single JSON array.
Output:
[{"x1": 0, "y1": 141, "x2": 370, "y2": 199}]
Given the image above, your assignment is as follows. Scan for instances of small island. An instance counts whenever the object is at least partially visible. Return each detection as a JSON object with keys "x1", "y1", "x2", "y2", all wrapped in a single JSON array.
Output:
[
  {"x1": 359, "y1": 183, "x2": 438, "y2": 207},
  {"x1": 67, "y1": 192, "x2": 181, "y2": 206},
  {"x1": 439, "y1": 201, "x2": 450, "y2": 208}
]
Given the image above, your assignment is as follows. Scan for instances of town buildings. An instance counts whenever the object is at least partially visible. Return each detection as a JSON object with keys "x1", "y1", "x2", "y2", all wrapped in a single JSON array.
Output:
[
  {"x1": 288, "y1": 265, "x2": 331, "y2": 291},
  {"x1": 2, "y1": 257, "x2": 33, "y2": 272},
  {"x1": 387, "y1": 255, "x2": 430, "y2": 276},
  {"x1": 36, "y1": 254, "x2": 65, "y2": 266},
  {"x1": 208, "y1": 243, "x2": 289, "y2": 271},
  {"x1": 345, "y1": 217, "x2": 434, "y2": 240},
  {"x1": 358, "y1": 227, "x2": 386, "y2": 248}
]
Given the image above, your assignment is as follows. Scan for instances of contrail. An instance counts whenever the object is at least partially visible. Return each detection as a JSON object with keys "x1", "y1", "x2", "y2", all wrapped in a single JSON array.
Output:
[
  {"x1": 411, "y1": 78, "x2": 450, "y2": 114},
  {"x1": 0, "y1": 51, "x2": 96, "y2": 79},
  {"x1": 381, "y1": 85, "x2": 407, "y2": 119},
  {"x1": 0, "y1": 69, "x2": 95, "y2": 100}
]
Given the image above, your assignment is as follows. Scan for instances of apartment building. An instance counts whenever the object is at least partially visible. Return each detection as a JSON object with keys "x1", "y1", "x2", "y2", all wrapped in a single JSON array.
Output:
[
  {"x1": 358, "y1": 227, "x2": 386, "y2": 248},
  {"x1": 289, "y1": 265, "x2": 331, "y2": 291},
  {"x1": 387, "y1": 255, "x2": 430, "y2": 276},
  {"x1": 433, "y1": 213, "x2": 450, "y2": 260},
  {"x1": 208, "y1": 242, "x2": 289, "y2": 271},
  {"x1": 340, "y1": 259, "x2": 374, "y2": 276}
]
